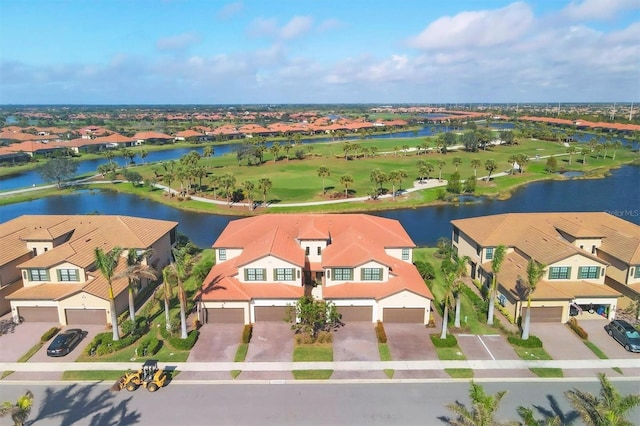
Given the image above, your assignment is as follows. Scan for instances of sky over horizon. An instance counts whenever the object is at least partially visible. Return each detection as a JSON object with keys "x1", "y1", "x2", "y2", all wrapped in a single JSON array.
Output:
[{"x1": 0, "y1": 0, "x2": 638, "y2": 105}]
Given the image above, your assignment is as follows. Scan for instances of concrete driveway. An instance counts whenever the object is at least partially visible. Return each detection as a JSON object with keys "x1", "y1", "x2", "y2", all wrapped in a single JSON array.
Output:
[
  {"x1": 28, "y1": 325, "x2": 107, "y2": 363},
  {"x1": 333, "y1": 322, "x2": 380, "y2": 361},
  {"x1": 384, "y1": 324, "x2": 437, "y2": 361},
  {"x1": 0, "y1": 320, "x2": 59, "y2": 362},
  {"x1": 245, "y1": 322, "x2": 293, "y2": 362},
  {"x1": 456, "y1": 334, "x2": 520, "y2": 360},
  {"x1": 187, "y1": 324, "x2": 243, "y2": 362},
  {"x1": 530, "y1": 323, "x2": 597, "y2": 360},
  {"x1": 581, "y1": 319, "x2": 639, "y2": 359}
]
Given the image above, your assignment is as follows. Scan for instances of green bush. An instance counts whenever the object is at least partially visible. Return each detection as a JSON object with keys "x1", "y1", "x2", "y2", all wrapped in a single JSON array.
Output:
[
  {"x1": 430, "y1": 334, "x2": 458, "y2": 347},
  {"x1": 508, "y1": 335, "x2": 543, "y2": 348},
  {"x1": 242, "y1": 324, "x2": 253, "y2": 344},
  {"x1": 40, "y1": 327, "x2": 60, "y2": 342},
  {"x1": 567, "y1": 317, "x2": 588, "y2": 339},
  {"x1": 461, "y1": 286, "x2": 487, "y2": 316},
  {"x1": 316, "y1": 331, "x2": 333, "y2": 343},
  {"x1": 168, "y1": 330, "x2": 199, "y2": 350},
  {"x1": 375, "y1": 321, "x2": 387, "y2": 343}
]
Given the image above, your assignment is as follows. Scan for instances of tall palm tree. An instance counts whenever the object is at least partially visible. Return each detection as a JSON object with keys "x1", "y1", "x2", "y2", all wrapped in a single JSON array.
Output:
[
  {"x1": 437, "y1": 159, "x2": 446, "y2": 181},
  {"x1": 451, "y1": 255, "x2": 469, "y2": 328},
  {"x1": 220, "y1": 172, "x2": 236, "y2": 206},
  {"x1": 565, "y1": 373, "x2": 640, "y2": 426},
  {"x1": 270, "y1": 142, "x2": 281, "y2": 163},
  {"x1": 94, "y1": 246, "x2": 123, "y2": 341},
  {"x1": 0, "y1": 390, "x2": 34, "y2": 426},
  {"x1": 452, "y1": 157, "x2": 462, "y2": 172},
  {"x1": 258, "y1": 177, "x2": 272, "y2": 205},
  {"x1": 521, "y1": 258, "x2": 546, "y2": 340},
  {"x1": 471, "y1": 158, "x2": 481, "y2": 177},
  {"x1": 116, "y1": 249, "x2": 157, "y2": 328},
  {"x1": 611, "y1": 140, "x2": 622, "y2": 160},
  {"x1": 487, "y1": 245, "x2": 507, "y2": 326},
  {"x1": 161, "y1": 267, "x2": 174, "y2": 331},
  {"x1": 446, "y1": 381, "x2": 513, "y2": 426},
  {"x1": 164, "y1": 248, "x2": 193, "y2": 339},
  {"x1": 243, "y1": 180, "x2": 255, "y2": 210},
  {"x1": 484, "y1": 159, "x2": 497, "y2": 181},
  {"x1": 340, "y1": 174, "x2": 354, "y2": 198},
  {"x1": 388, "y1": 170, "x2": 401, "y2": 199},
  {"x1": 440, "y1": 273, "x2": 456, "y2": 339},
  {"x1": 566, "y1": 145, "x2": 577, "y2": 165},
  {"x1": 203, "y1": 146, "x2": 214, "y2": 168},
  {"x1": 581, "y1": 146, "x2": 590, "y2": 165},
  {"x1": 317, "y1": 166, "x2": 330, "y2": 194}
]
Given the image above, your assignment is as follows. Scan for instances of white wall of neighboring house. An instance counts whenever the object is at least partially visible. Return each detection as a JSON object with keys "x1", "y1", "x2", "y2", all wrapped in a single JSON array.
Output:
[
  {"x1": 384, "y1": 247, "x2": 412, "y2": 263},
  {"x1": 216, "y1": 248, "x2": 242, "y2": 263},
  {"x1": 300, "y1": 240, "x2": 327, "y2": 263},
  {"x1": 240, "y1": 256, "x2": 301, "y2": 285},
  {"x1": 24, "y1": 241, "x2": 54, "y2": 256}
]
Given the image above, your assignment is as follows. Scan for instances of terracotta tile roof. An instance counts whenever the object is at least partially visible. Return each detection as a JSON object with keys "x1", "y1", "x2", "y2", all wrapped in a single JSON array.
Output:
[
  {"x1": 175, "y1": 129, "x2": 204, "y2": 138},
  {"x1": 452, "y1": 212, "x2": 640, "y2": 265},
  {"x1": 6, "y1": 283, "x2": 83, "y2": 301},
  {"x1": 133, "y1": 131, "x2": 173, "y2": 140},
  {"x1": 92, "y1": 133, "x2": 136, "y2": 144}
]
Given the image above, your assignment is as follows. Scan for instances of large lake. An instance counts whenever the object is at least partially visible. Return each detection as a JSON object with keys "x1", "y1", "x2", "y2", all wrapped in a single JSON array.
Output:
[{"x1": 1, "y1": 165, "x2": 637, "y2": 248}]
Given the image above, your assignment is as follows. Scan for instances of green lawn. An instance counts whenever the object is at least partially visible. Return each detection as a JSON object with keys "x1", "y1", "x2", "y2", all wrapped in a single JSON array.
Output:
[
  {"x1": 17, "y1": 343, "x2": 43, "y2": 363},
  {"x1": 292, "y1": 370, "x2": 333, "y2": 380},
  {"x1": 61, "y1": 370, "x2": 125, "y2": 381},
  {"x1": 512, "y1": 346, "x2": 553, "y2": 361},
  {"x1": 584, "y1": 341, "x2": 608, "y2": 359},
  {"x1": 234, "y1": 343, "x2": 248, "y2": 362},
  {"x1": 383, "y1": 369, "x2": 394, "y2": 379},
  {"x1": 434, "y1": 346, "x2": 467, "y2": 361},
  {"x1": 293, "y1": 344, "x2": 333, "y2": 362},
  {"x1": 378, "y1": 343, "x2": 392, "y2": 361},
  {"x1": 445, "y1": 368, "x2": 474, "y2": 379},
  {"x1": 529, "y1": 368, "x2": 563, "y2": 378},
  {"x1": 231, "y1": 370, "x2": 242, "y2": 379}
]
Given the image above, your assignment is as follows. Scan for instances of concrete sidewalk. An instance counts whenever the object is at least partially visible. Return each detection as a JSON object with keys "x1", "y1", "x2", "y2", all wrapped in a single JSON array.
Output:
[{"x1": 1, "y1": 359, "x2": 638, "y2": 373}]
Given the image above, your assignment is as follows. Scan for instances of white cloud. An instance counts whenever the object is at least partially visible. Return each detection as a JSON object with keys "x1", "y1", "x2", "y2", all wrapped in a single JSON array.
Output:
[
  {"x1": 317, "y1": 18, "x2": 343, "y2": 32},
  {"x1": 407, "y1": 2, "x2": 533, "y2": 50},
  {"x1": 561, "y1": 0, "x2": 640, "y2": 21},
  {"x1": 156, "y1": 32, "x2": 202, "y2": 51},
  {"x1": 217, "y1": 1, "x2": 243, "y2": 20},
  {"x1": 249, "y1": 16, "x2": 313, "y2": 41}
]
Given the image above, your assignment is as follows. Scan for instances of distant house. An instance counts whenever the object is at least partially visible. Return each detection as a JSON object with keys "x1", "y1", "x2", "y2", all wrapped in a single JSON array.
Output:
[
  {"x1": 450, "y1": 212, "x2": 640, "y2": 323},
  {"x1": 1, "y1": 215, "x2": 178, "y2": 325},
  {"x1": 133, "y1": 131, "x2": 174, "y2": 145},
  {"x1": 197, "y1": 214, "x2": 432, "y2": 324}
]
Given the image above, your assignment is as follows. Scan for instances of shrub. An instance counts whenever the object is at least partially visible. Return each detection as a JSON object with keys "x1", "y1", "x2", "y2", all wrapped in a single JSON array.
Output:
[
  {"x1": 242, "y1": 324, "x2": 253, "y2": 344},
  {"x1": 496, "y1": 305, "x2": 515, "y2": 324},
  {"x1": 168, "y1": 330, "x2": 199, "y2": 350},
  {"x1": 120, "y1": 319, "x2": 136, "y2": 337},
  {"x1": 461, "y1": 286, "x2": 487, "y2": 316},
  {"x1": 430, "y1": 334, "x2": 457, "y2": 347},
  {"x1": 295, "y1": 334, "x2": 315, "y2": 345},
  {"x1": 316, "y1": 331, "x2": 333, "y2": 344},
  {"x1": 41, "y1": 327, "x2": 60, "y2": 342},
  {"x1": 375, "y1": 321, "x2": 387, "y2": 344},
  {"x1": 146, "y1": 337, "x2": 161, "y2": 356},
  {"x1": 508, "y1": 335, "x2": 543, "y2": 348},
  {"x1": 567, "y1": 317, "x2": 588, "y2": 339}
]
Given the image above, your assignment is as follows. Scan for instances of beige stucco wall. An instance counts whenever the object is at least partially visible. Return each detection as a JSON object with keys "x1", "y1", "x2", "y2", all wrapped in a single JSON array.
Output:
[
  {"x1": 0, "y1": 280, "x2": 23, "y2": 316},
  {"x1": 149, "y1": 233, "x2": 175, "y2": 271},
  {"x1": 325, "y1": 260, "x2": 388, "y2": 287},
  {"x1": 300, "y1": 240, "x2": 327, "y2": 263},
  {"x1": 384, "y1": 247, "x2": 413, "y2": 263},
  {"x1": 452, "y1": 230, "x2": 481, "y2": 263},
  {"x1": 573, "y1": 238, "x2": 602, "y2": 253},
  {"x1": 58, "y1": 292, "x2": 110, "y2": 325},
  {"x1": 597, "y1": 251, "x2": 631, "y2": 285},
  {"x1": 24, "y1": 241, "x2": 54, "y2": 256},
  {"x1": 378, "y1": 291, "x2": 431, "y2": 324},
  {"x1": 240, "y1": 256, "x2": 301, "y2": 286},
  {"x1": 546, "y1": 253, "x2": 607, "y2": 283},
  {"x1": 0, "y1": 253, "x2": 31, "y2": 287},
  {"x1": 49, "y1": 262, "x2": 86, "y2": 283}
]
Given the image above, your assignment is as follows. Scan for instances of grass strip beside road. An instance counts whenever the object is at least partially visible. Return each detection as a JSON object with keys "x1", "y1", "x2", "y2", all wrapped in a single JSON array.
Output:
[
  {"x1": 18, "y1": 342, "x2": 43, "y2": 363},
  {"x1": 383, "y1": 369, "x2": 394, "y2": 379},
  {"x1": 583, "y1": 341, "x2": 608, "y2": 359},
  {"x1": 445, "y1": 369, "x2": 474, "y2": 379},
  {"x1": 292, "y1": 370, "x2": 333, "y2": 380},
  {"x1": 293, "y1": 344, "x2": 333, "y2": 362},
  {"x1": 529, "y1": 368, "x2": 563, "y2": 378},
  {"x1": 378, "y1": 343, "x2": 392, "y2": 361},
  {"x1": 231, "y1": 370, "x2": 241, "y2": 379},
  {"x1": 234, "y1": 343, "x2": 248, "y2": 362},
  {"x1": 61, "y1": 370, "x2": 125, "y2": 381}
]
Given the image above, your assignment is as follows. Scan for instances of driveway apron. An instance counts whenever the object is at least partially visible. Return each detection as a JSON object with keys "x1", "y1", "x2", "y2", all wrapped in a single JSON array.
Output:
[
  {"x1": 187, "y1": 324, "x2": 242, "y2": 362},
  {"x1": 333, "y1": 322, "x2": 380, "y2": 361},
  {"x1": 384, "y1": 324, "x2": 437, "y2": 361},
  {"x1": 245, "y1": 322, "x2": 293, "y2": 362},
  {"x1": 0, "y1": 321, "x2": 59, "y2": 362}
]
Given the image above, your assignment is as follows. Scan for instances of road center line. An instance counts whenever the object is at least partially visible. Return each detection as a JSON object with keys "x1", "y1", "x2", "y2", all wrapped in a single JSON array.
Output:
[{"x1": 477, "y1": 335, "x2": 495, "y2": 360}]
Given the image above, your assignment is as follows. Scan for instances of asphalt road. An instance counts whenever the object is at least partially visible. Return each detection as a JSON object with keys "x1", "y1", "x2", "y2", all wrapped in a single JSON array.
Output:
[{"x1": 1, "y1": 379, "x2": 638, "y2": 425}]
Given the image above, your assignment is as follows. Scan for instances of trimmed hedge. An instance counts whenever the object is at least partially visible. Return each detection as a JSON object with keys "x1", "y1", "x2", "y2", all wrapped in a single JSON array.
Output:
[
  {"x1": 41, "y1": 327, "x2": 60, "y2": 342},
  {"x1": 167, "y1": 330, "x2": 199, "y2": 350},
  {"x1": 242, "y1": 324, "x2": 253, "y2": 344},
  {"x1": 567, "y1": 317, "x2": 588, "y2": 339},
  {"x1": 375, "y1": 321, "x2": 387, "y2": 344},
  {"x1": 430, "y1": 333, "x2": 458, "y2": 347},
  {"x1": 84, "y1": 331, "x2": 140, "y2": 356},
  {"x1": 508, "y1": 335, "x2": 543, "y2": 348},
  {"x1": 137, "y1": 336, "x2": 162, "y2": 357}
]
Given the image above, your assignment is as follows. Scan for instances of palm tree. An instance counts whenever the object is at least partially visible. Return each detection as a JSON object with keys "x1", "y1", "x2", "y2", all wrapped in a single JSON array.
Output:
[
  {"x1": 445, "y1": 381, "x2": 513, "y2": 426},
  {"x1": 487, "y1": 245, "x2": 507, "y2": 325},
  {"x1": 451, "y1": 255, "x2": 469, "y2": 328},
  {"x1": 471, "y1": 158, "x2": 481, "y2": 177},
  {"x1": 94, "y1": 246, "x2": 123, "y2": 341},
  {"x1": 283, "y1": 142, "x2": 292, "y2": 161},
  {"x1": 243, "y1": 180, "x2": 255, "y2": 210},
  {"x1": 0, "y1": 390, "x2": 34, "y2": 426},
  {"x1": 440, "y1": 273, "x2": 456, "y2": 339},
  {"x1": 116, "y1": 249, "x2": 157, "y2": 328},
  {"x1": 340, "y1": 174, "x2": 354, "y2": 198},
  {"x1": 437, "y1": 159, "x2": 446, "y2": 181},
  {"x1": 220, "y1": 172, "x2": 236, "y2": 206},
  {"x1": 452, "y1": 157, "x2": 462, "y2": 172},
  {"x1": 517, "y1": 406, "x2": 561, "y2": 426},
  {"x1": 611, "y1": 140, "x2": 622, "y2": 160},
  {"x1": 484, "y1": 159, "x2": 497, "y2": 181},
  {"x1": 388, "y1": 170, "x2": 401, "y2": 199},
  {"x1": 565, "y1": 373, "x2": 640, "y2": 426},
  {"x1": 258, "y1": 177, "x2": 272, "y2": 205},
  {"x1": 161, "y1": 267, "x2": 174, "y2": 331},
  {"x1": 203, "y1": 146, "x2": 214, "y2": 168},
  {"x1": 370, "y1": 168, "x2": 387, "y2": 193},
  {"x1": 270, "y1": 142, "x2": 281, "y2": 163},
  {"x1": 317, "y1": 166, "x2": 330, "y2": 194},
  {"x1": 343, "y1": 141, "x2": 351, "y2": 160},
  {"x1": 581, "y1": 146, "x2": 590, "y2": 165},
  {"x1": 508, "y1": 154, "x2": 519, "y2": 175},
  {"x1": 521, "y1": 258, "x2": 546, "y2": 340},
  {"x1": 567, "y1": 145, "x2": 577, "y2": 165},
  {"x1": 164, "y1": 248, "x2": 193, "y2": 339},
  {"x1": 140, "y1": 149, "x2": 148, "y2": 164}
]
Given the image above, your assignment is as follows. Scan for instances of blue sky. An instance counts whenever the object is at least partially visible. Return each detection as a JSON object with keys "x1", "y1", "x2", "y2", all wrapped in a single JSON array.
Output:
[{"x1": 0, "y1": 0, "x2": 638, "y2": 104}]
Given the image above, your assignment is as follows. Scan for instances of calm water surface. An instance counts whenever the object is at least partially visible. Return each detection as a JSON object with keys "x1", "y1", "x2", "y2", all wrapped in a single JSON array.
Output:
[{"x1": 1, "y1": 165, "x2": 637, "y2": 248}]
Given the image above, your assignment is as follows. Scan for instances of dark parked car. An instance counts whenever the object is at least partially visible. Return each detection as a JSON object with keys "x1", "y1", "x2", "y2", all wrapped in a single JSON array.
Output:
[
  {"x1": 604, "y1": 320, "x2": 640, "y2": 353},
  {"x1": 46, "y1": 328, "x2": 84, "y2": 357}
]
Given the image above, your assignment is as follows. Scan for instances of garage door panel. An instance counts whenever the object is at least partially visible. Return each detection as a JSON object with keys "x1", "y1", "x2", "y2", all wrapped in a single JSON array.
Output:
[
  {"x1": 337, "y1": 306, "x2": 373, "y2": 322},
  {"x1": 18, "y1": 307, "x2": 58, "y2": 322},
  {"x1": 254, "y1": 306, "x2": 289, "y2": 322},
  {"x1": 65, "y1": 309, "x2": 106, "y2": 325},
  {"x1": 384, "y1": 308, "x2": 425, "y2": 323},
  {"x1": 521, "y1": 306, "x2": 563, "y2": 323},
  {"x1": 205, "y1": 308, "x2": 244, "y2": 324}
]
